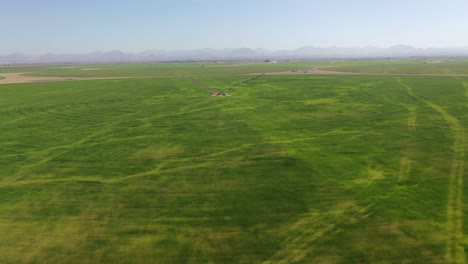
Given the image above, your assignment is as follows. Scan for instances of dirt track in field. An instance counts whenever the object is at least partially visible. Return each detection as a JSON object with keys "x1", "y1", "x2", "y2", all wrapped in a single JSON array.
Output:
[
  {"x1": 397, "y1": 78, "x2": 466, "y2": 263},
  {"x1": 0, "y1": 73, "x2": 131, "y2": 85},
  {"x1": 184, "y1": 75, "x2": 220, "y2": 95}
]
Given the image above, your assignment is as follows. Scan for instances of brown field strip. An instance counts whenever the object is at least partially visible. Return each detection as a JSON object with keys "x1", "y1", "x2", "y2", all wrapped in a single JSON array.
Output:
[{"x1": 0, "y1": 72, "x2": 135, "y2": 84}]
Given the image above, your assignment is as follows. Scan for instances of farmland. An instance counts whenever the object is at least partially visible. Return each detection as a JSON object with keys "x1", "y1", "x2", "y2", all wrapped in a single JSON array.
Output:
[
  {"x1": 0, "y1": 60, "x2": 467, "y2": 263},
  {"x1": 331, "y1": 59, "x2": 468, "y2": 75}
]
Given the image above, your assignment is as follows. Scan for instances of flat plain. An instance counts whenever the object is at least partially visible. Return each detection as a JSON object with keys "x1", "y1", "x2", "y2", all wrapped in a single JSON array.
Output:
[{"x1": 0, "y1": 60, "x2": 467, "y2": 263}]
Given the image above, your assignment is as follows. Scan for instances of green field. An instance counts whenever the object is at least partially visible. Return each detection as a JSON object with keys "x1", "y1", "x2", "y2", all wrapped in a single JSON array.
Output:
[
  {"x1": 1, "y1": 61, "x2": 468, "y2": 263},
  {"x1": 330, "y1": 59, "x2": 468, "y2": 74},
  {"x1": 0, "y1": 59, "x2": 420, "y2": 77},
  {"x1": 1, "y1": 62, "x2": 315, "y2": 77}
]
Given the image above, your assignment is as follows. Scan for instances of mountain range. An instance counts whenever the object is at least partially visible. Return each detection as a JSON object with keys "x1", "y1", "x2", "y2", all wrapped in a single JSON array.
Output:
[{"x1": 2, "y1": 45, "x2": 468, "y2": 64}]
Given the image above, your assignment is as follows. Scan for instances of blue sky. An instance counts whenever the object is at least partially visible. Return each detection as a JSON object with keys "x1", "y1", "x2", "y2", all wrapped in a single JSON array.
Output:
[{"x1": 2, "y1": 0, "x2": 468, "y2": 53}]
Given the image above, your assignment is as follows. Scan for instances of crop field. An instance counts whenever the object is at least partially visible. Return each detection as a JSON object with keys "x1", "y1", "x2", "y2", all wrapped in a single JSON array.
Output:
[
  {"x1": 331, "y1": 59, "x2": 468, "y2": 75},
  {"x1": 0, "y1": 61, "x2": 468, "y2": 263}
]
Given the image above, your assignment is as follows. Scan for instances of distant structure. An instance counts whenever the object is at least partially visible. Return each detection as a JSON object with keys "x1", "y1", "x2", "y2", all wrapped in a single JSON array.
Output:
[{"x1": 264, "y1": 60, "x2": 277, "y2": 63}]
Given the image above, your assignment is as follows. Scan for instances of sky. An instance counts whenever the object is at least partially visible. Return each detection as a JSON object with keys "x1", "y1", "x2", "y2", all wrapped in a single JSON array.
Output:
[{"x1": 1, "y1": 0, "x2": 468, "y2": 54}]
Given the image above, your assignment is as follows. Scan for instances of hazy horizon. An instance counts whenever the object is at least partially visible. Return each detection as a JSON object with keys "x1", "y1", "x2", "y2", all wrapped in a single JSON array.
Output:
[
  {"x1": 2, "y1": 0, "x2": 468, "y2": 54},
  {"x1": 5, "y1": 44, "x2": 468, "y2": 56}
]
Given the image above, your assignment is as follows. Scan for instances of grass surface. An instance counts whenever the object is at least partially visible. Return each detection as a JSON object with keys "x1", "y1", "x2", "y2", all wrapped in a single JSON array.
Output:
[
  {"x1": 0, "y1": 63, "x2": 467, "y2": 263},
  {"x1": 0, "y1": 59, "x2": 420, "y2": 77}
]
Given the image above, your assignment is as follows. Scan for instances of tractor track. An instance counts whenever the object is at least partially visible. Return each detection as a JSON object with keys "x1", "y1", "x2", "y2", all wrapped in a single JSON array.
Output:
[
  {"x1": 184, "y1": 75, "x2": 220, "y2": 95},
  {"x1": 397, "y1": 77, "x2": 465, "y2": 264}
]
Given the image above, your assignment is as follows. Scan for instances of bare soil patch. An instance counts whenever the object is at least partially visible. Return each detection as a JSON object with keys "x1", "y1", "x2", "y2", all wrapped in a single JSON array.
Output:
[{"x1": 0, "y1": 73, "x2": 130, "y2": 85}]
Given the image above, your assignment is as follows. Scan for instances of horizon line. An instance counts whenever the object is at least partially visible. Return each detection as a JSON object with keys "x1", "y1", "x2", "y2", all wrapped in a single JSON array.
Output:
[{"x1": 4, "y1": 45, "x2": 468, "y2": 56}]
